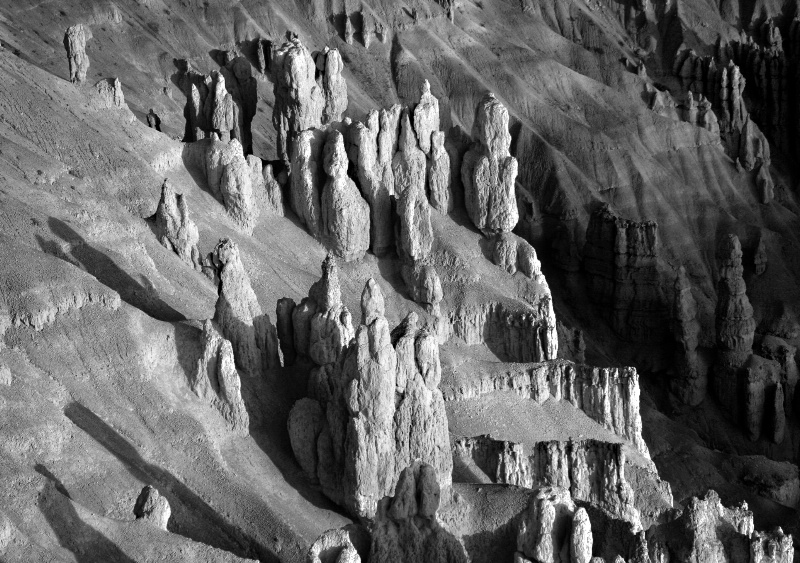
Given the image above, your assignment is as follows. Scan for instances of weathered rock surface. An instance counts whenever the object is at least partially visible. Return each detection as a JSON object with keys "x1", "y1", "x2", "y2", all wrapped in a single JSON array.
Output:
[
  {"x1": 64, "y1": 24, "x2": 92, "y2": 84},
  {"x1": 582, "y1": 205, "x2": 665, "y2": 343},
  {"x1": 392, "y1": 111, "x2": 427, "y2": 200},
  {"x1": 291, "y1": 128, "x2": 326, "y2": 236},
  {"x1": 133, "y1": 486, "x2": 171, "y2": 531},
  {"x1": 321, "y1": 131, "x2": 370, "y2": 262},
  {"x1": 93, "y1": 78, "x2": 125, "y2": 109},
  {"x1": 454, "y1": 437, "x2": 641, "y2": 525},
  {"x1": 193, "y1": 320, "x2": 249, "y2": 435},
  {"x1": 428, "y1": 130, "x2": 452, "y2": 213},
  {"x1": 369, "y1": 463, "x2": 467, "y2": 563},
  {"x1": 412, "y1": 80, "x2": 439, "y2": 155},
  {"x1": 306, "y1": 527, "x2": 364, "y2": 563},
  {"x1": 272, "y1": 34, "x2": 324, "y2": 162},
  {"x1": 671, "y1": 266, "x2": 704, "y2": 405},
  {"x1": 155, "y1": 179, "x2": 201, "y2": 270},
  {"x1": 442, "y1": 360, "x2": 649, "y2": 456},
  {"x1": 219, "y1": 141, "x2": 259, "y2": 234},
  {"x1": 402, "y1": 264, "x2": 443, "y2": 316},
  {"x1": 461, "y1": 93, "x2": 519, "y2": 234},
  {"x1": 287, "y1": 277, "x2": 451, "y2": 519},
  {"x1": 208, "y1": 239, "x2": 279, "y2": 377},
  {"x1": 317, "y1": 47, "x2": 348, "y2": 124}
]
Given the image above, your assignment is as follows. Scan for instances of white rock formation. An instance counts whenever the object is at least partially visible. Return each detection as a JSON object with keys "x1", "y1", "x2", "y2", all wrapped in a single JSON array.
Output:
[
  {"x1": 64, "y1": 24, "x2": 92, "y2": 84},
  {"x1": 155, "y1": 179, "x2": 201, "y2": 270}
]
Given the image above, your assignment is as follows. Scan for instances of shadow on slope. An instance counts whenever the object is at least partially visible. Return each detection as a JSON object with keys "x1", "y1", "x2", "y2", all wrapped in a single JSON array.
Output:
[
  {"x1": 63, "y1": 401, "x2": 264, "y2": 561},
  {"x1": 37, "y1": 464, "x2": 138, "y2": 563},
  {"x1": 37, "y1": 217, "x2": 185, "y2": 323}
]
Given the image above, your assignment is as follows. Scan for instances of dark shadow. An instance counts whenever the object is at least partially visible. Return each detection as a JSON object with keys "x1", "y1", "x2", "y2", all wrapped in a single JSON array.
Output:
[
  {"x1": 64, "y1": 401, "x2": 272, "y2": 561},
  {"x1": 37, "y1": 467, "x2": 138, "y2": 563},
  {"x1": 37, "y1": 218, "x2": 186, "y2": 322}
]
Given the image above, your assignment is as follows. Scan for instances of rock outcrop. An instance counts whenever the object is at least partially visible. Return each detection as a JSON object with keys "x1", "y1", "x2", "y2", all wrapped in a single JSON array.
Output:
[
  {"x1": 321, "y1": 131, "x2": 370, "y2": 261},
  {"x1": 207, "y1": 239, "x2": 279, "y2": 377},
  {"x1": 582, "y1": 205, "x2": 665, "y2": 343},
  {"x1": 428, "y1": 130, "x2": 452, "y2": 213},
  {"x1": 219, "y1": 141, "x2": 259, "y2": 234},
  {"x1": 155, "y1": 179, "x2": 201, "y2": 270},
  {"x1": 671, "y1": 266, "x2": 704, "y2": 405},
  {"x1": 193, "y1": 320, "x2": 249, "y2": 435},
  {"x1": 369, "y1": 463, "x2": 467, "y2": 563},
  {"x1": 515, "y1": 487, "x2": 581, "y2": 563},
  {"x1": 64, "y1": 24, "x2": 92, "y2": 84},
  {"x1": 133, "y1": 486, "x2": 171, "y2": 531},
  {"x1": 93, "y1": 78, "x2": 125, "y2": 109},
  {"x1": 412, "y1": 80, "x2": 439, "y2": 155},
  {"x1": 461, "y1": 93, "x2": 519, "y2": 234},
  {"x1": 454, "y1": 437, "x2": 641, "y2": 525},
  {"x1": 442, "y1": 360, "x2": 649, "y2": 457},
  {"x1": 291, "y1": 128, "x2": 326, "y2": 236},
  {"x1": 713, "y1": 235, "x2": 755, "y2": 413},
  {"x1": 272, "y1": 34, "x2": 347, "y2": 162},
  {"x1": 287, "y1": 277, "x2": 451, "y2": 519},
  {"x1": 272, "y1": 34, "x2": 324, "y2": 162},
  {"x1": 306, "y1": 528, "x2": 364, "y2": 563}
]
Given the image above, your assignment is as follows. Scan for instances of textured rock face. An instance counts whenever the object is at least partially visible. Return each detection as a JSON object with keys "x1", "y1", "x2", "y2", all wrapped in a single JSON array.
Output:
[
  {"x1": 209, "y1": 239, "x2": 279, "y2": 377},
  {"x1": 133, "y1": 486, "x2": 171, "y2": 531},
  {"x1": 318, "y1": 47, "x2": 348, "y2": 124},
  {"x1": 291, "y1": 128, "x2": 326, "y2": 236},
  {"x1": 402, "y1": 264, "x2": 443, "y2": 316},
  {"x1": 219, "y1": 142, "x2": 259, "y2": 234},
  {"x1": 461, "y1": 93, "x2": 519, "y2": 234},
  {"x1": 392, "y1": 112, "x2": 427, "y2": 200},
  {"x1": 412, "y1": 80, "x2": 439, "y2": 155},
  {"x1": 155, "y1": 179, "x2": 201, "y2": 270},
  {"x1": 570, "y1": 508, "x2": 592, "y2": 563},
  {"x1": 307, "y1": 254, "x2": 355, "y2": 366},
  {"x1": 515, "y1": 487, "x2": 576, "y2": 563},
  {"x1": 442, "y1": 360, "x2": 649, "y2": 457},
  {"x1": 209, "y1": 72, "x2": 236, "y2": 141},
  {"x1": 714, "y1": 235, "x2": 756, "y2": 420},
  {"x1": 93, "y1": 78, "x2": 125, "y2": 109},
  {"x1": 396, "y1": 165, "x2": 434, "y2": 264},
  {"x1": 287, "y1": 277, "x2": 452, "y2": 519},
  {"x1": 306, "y1": 528, "x2": 363, "y2": 563},
  {"x1": 64, "y1": 24, "x2": 92, "y2": 84},
  {"x1": 449, "y1": 299, "x2": 558, "y2": 363},
  {"x1": 369, "y1": 463, "x2": 467, "y2": 563},
  {"x1": 582, "y1": 205, "x2": 665, "y2": 343},
  {"x1": 672, "y1": 266, "x2": 704, "y2": 406},
  {"x1": 321, "y1": 131, "x2": 370, "y2": 261},
  {"x1": 454, "y1": 437, "x2": 641, "y2": 525},
  {"x1": 428, "y1": 131, "x2": 452, "y2": 213},
  {"x1": 193, "y1": 320, "x2": 249, "y2": 435},
  {"x1": 353, "y1": 111, "x2": 393, "y2": 256},
  {"x1": 272, "y1": 35, "x2": 324, "y2": 162}
]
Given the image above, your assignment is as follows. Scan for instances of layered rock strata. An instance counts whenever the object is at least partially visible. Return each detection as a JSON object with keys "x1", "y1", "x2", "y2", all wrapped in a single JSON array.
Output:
[
  {"x1": 155, "y1": 179, "x2": 201, "y2": 270},
  {"x1": 206, "y1": 239, "x2": 279, "y2": 377},
  {"x1": 193, "y1": 320, "x2": 249, "y2": 435},
  {"x1": 461, "y1": 92, "x2": 519, "y2": 234},
  {"x1": 671, "y1": 266, "x2": 704, "y2": 405},
  {"x1": 582, "y1": 205, "x2": 665, "y2": 343},
  {"x1": 287, "y1": 277, "x2": 452, "y2": 519},
  {"x1": 453, "y1": 437, "x2": 640, "y2": 525},
  {"x1": 442, "y1": 359, "x2": 649, "y2": 457},
  {"x1": 64, "y1": 24, "x2": 92, "y2": 84}
]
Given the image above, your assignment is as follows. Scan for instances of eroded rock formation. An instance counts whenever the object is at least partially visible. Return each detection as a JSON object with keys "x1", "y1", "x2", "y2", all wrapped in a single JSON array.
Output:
[
  {"x1": 64, "y1": 24, "x2": 92, "y2": 84},
  {"x1": 133, "y1": 485, "x2": 171, "y2": 531},
  {"x1": 412, "y1": 80, "x2": 439, "y2": 155},
  {"x1": 369, "y1": 463, "x2": 467, "y2": 562},
  {"x1": 672, "y1": 266, "x2": 704, "y2": 405},
  {"x1": 206, "y1": 239, "x2": 279, "y2": 377},
  {"x1": 428, "y1": 130, "x2": 452, "y2": 213},
  {"x1": 461, "y1": 93, "x2": 519, "y2": 234},
  {"x1": 155, "y1": 179, "x2": 201, "y2": 270},
  {"x1": 93, "y1": 78, "x2": 125, "y2": 109},
  {"x1": 454, "y1": 436, "x2": 641, "y2": 525},
  {"x1": 321, "y1": 131, "x2": 370, "y2": 261},
  {"x1": 193, "y1": 320, "x2": 249, "y2": 435},
  {"x1": 287, "y1": 275, "x2": 451, "y2": 519},
  {"x1": 582, "y1": 205, "x2": 665, "y2": 343},
  {"x1": 442, "y1": 360, "x2": 648, "y2": 456}
]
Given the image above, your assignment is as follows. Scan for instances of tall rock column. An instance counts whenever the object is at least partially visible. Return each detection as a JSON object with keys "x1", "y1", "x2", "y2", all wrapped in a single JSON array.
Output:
[
  {"x1": 317, "y1": 47, "x2": 348, "y2": 124},
  {"x1": 321, "y1": 131, "x2": 370, "y2": 262},
  {"x1": 461, "y1": 93, "x2": 519, "y2": 234},
  {"x1": 413, "y1": 80, "x2": 439, "y2": 155},
  {"x1": 64, "y1": 24, "x2": 92, "y2": 84},
  {"x1": 714, "y1": 234, "x2": 755, "y2": 418},
  {"x1": 272, "y1": 34, "x2": 324, "y2": 162},
  {"x1": 672, "y1": 266, "x2": 704, "y2": 405},
  {"x1": 208, "y1": 239, "x2": 279, "y2": 377},
  {"x1": 154, "y1": 179, "x2": 201, "y2": 270}
]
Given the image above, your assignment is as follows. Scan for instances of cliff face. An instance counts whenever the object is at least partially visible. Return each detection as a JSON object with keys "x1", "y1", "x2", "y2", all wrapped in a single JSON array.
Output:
[
  {"x1": 454, "y1": 437, "x2": 641, "y2": 526},
  {"x1": 443, "y1": 360, "x2": 649, "y2": 457},
  {"x1": 582, "y1": 205, "x2": 665, "y2": 344}
]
